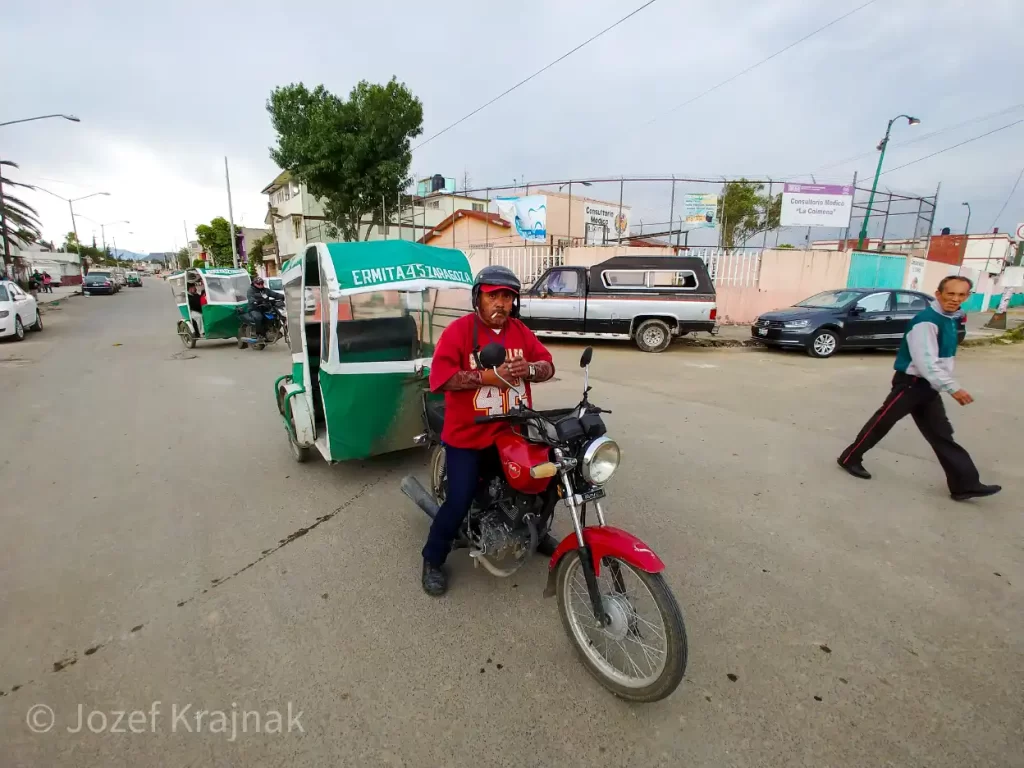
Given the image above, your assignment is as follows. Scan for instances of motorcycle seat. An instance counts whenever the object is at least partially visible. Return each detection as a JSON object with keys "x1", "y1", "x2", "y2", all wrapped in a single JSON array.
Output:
[{"x1": 425, "y1": 400, "x2": 445, "y2": 435}]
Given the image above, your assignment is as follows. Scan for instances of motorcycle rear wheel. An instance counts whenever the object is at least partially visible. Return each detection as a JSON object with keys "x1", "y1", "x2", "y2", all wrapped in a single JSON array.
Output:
[{"x1": 556, "y1": 553, "x2": 687, "y2": 703}]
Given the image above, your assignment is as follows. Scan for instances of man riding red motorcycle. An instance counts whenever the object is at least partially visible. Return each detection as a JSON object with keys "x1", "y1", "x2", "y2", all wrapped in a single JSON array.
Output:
[{"x1": 421, "y1": 265, "x2": 555, "y2": 596}]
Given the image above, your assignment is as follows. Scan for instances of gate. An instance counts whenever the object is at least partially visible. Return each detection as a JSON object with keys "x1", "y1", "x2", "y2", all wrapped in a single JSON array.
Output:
[{"x1": 846, "y1": 251, "x2": 907, "y2": 289}]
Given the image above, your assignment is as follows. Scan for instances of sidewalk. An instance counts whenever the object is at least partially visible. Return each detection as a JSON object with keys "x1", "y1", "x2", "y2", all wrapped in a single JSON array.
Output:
[{"x1": 35, "y1": 285, "x2": 81, "y2": 306}]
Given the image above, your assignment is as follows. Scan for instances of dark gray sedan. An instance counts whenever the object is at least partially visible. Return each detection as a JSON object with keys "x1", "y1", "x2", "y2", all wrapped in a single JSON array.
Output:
[{"x1": 751, "y1": 288, "x2": 967, "y2": 358}]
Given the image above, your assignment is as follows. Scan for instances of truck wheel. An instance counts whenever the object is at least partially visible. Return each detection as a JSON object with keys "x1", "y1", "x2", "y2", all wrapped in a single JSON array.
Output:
[{"x1": 635, "y1": 319, "x2": 672, "y2": 353}]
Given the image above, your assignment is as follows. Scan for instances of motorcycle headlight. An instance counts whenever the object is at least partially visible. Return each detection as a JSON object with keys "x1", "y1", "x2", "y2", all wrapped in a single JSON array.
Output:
[{"x1": 581, "y1": 436, "x2": 620, "y2": 485}]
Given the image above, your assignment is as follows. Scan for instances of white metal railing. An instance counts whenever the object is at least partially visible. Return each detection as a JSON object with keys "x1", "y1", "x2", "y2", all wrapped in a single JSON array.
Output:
[
  {"x1": 693, "y1": 248, "x2": 762, "y2": 288},
  {"x1": 481, "y1": 246, "x2": 562, "y2": 286}
]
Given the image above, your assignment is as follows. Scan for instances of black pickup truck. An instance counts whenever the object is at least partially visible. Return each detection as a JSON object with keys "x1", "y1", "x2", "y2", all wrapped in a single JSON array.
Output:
[{"x1": 517, "y1": 256, "x2": 718, "y2": 352}]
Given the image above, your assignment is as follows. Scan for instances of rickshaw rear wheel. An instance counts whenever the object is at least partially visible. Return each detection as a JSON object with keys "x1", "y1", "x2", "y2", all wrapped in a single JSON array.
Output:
[
  {"x1": 177, "y1": 322, "x2": 196, "y2": 349},
  {"x1": 287, "y1": 414, "x2": 310, "y2": 462}
]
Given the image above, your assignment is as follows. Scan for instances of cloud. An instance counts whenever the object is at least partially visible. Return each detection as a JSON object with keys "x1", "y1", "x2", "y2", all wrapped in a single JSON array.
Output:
[{"x1": 3, "y1": 0, "x2": 1023, "y2": 252}]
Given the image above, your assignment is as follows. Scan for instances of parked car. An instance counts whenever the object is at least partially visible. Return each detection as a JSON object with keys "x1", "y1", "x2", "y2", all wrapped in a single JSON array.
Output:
[
  {"x1": 751, "y1": 288, "x2": 967, "y2": 358},
  {"x1": 518, "y1": 256, "x2": 718, "y2": 352},
  {"x1": 267, "y1": 276, "x2": 316, "y2": 314},
  {"x1": 83, "y1": 271, "x2": 117, "y2": 296},
  {"x1": 0, "y1": 279, "x2": 43, "y2": 340}
]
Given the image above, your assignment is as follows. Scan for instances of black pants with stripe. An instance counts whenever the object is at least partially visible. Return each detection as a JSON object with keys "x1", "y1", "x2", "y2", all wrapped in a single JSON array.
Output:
[{"x1": 839, "y1": 372, "x2": 980, "y2": 493}]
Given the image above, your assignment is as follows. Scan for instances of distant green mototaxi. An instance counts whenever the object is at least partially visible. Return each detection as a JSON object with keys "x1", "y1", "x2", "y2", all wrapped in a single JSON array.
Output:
[
  {"x1": 167, "y1": 267, "x2": 251, "y2": 348},
  {"x1": 274, "y1": 240, "x2": 473, "y2": 463}
]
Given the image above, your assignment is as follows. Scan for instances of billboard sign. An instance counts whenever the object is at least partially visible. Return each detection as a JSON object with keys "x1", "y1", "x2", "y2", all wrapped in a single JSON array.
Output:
[
  {"x1": 682, "y1": 193, "x2": 718, "y2": 229},
  {"x1": 582, "y1": 202, "x2": 630, "y2": 244},
  {"x1": 495, "y1": 195, "x2": 547, "y2": 242},
  {"x1": 781, "y1": 183, "x2": 854, "y2": 228}
]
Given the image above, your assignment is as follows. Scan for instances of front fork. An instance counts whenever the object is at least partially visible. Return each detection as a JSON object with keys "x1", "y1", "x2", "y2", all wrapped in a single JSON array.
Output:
[{"x1": 557, "y1": 451, "x2": 613, "y2": 627}]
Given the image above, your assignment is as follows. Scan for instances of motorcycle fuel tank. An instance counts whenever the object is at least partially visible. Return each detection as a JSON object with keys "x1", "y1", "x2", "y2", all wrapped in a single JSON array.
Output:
[{"x1": 495, "y1": 431, "x2": 553, "y2": 494}]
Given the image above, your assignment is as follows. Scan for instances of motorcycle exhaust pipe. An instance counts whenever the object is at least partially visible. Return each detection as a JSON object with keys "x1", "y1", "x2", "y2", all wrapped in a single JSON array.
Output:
[{"x1": 400, "y1": 475, "x2": 439, "y2": 520}]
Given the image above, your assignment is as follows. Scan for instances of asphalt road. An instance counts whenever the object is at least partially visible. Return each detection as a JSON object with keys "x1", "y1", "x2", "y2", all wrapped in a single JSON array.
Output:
[{"x1": 2, "y1": 284, "x2": 1022, "y2": 767}]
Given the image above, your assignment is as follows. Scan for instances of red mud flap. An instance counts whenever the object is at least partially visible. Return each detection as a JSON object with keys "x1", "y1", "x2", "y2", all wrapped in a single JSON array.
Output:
[{"x1": 542, "y1": 526, "x2": 665, "y2": 598}]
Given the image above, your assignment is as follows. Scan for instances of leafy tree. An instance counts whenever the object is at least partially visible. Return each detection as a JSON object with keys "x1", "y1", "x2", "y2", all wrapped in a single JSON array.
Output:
[
  {"x1": 1, "y1": 160, "x2": 44, "y2": 267},
  {"x1": 195, "y1": 217, "x2": 237, "y2": 267},
  {"x1": 248, "y1": 232, "x2": 274, "y2": 263},
  {"x1": 717, "y1": 179, "x2": 781, "y2": 248},
  {"x1": 176, "y1": 247, "x2": 190, "y2": 269},
  {"x1": 266, "y1": 78, "x2": 424, "y2": 241}
]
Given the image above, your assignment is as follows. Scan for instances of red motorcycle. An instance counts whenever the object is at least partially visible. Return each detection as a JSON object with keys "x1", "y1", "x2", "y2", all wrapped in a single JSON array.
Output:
[{"x1": 402, "y1": 344, "x2": 687, "y2": 702}]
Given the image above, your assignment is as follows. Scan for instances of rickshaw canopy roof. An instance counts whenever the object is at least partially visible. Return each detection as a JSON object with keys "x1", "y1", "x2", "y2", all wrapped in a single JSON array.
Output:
[{"x1": 324, "y1": 241, "x2": 473, "y2": 296}]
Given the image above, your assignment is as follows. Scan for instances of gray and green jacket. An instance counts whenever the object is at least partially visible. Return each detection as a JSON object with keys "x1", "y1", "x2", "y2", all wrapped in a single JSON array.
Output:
[{"x1": 894, "y1": 300, "x2": 962, "y2": 394}]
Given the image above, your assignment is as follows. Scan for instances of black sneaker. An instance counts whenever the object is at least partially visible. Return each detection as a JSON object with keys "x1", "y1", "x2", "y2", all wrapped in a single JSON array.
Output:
[
  {"x1": 422, "y1": 560, "x2": 447, "y2": 596},
  {"x1": 951, "y1": 484, "x2": 1002, "y2": 502},
  {"x1": 837, "y1": 457, "x2": 871, "y2": 479}
]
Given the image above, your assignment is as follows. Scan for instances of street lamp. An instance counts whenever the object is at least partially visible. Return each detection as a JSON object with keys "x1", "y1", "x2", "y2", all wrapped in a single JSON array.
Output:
[
  {"x1": 0, "y1": 114, "x2": 81, "y2": 268},
  {"x1": 961, "y1": 202, "x2": 971, "y2": 236},
  {"x1": 31, "y1": 186, "x2": 110, "y2": 275},
  {"x1": 856, "y1": 114, "x2": 920, "y2": 250},
  {"x1": 0, "y1": 114, "x2": 80, "y2": 128}
]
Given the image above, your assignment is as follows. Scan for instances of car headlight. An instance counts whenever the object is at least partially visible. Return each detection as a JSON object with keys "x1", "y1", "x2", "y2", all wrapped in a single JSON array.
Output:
[
  {"x1": 581, "y1": 436, "x2": 620, "y2": 485},
  {"x1": 783, "y1": 319, "x2": 810, "y2": 328}
]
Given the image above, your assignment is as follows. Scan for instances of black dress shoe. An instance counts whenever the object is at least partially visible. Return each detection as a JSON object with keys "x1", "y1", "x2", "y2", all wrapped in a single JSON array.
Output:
[
  {"x1": 951, "y1": 484, "x2": 1002, "y2": 502},
  {"x1": 837, "y1": 457, "x2": 871, "y2": 479},
  {"x1": 422, "y1": 560, "x2": 447, "y2": 596}
]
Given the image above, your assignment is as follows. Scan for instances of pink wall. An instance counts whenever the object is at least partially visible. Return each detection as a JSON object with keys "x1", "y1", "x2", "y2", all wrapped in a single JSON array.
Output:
[{"x1": 716, "y1": 249, "x2": 852, "y2": 324}]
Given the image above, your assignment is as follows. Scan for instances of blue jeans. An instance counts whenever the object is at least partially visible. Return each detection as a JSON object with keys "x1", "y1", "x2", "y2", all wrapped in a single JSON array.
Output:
[{"x1": 422, "y1": 445, "x2": 482, "y2": 567}]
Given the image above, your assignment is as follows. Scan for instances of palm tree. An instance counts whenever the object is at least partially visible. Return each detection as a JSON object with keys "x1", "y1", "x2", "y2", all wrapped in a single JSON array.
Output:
[{"x1": 1, "y1": 160, "x2": 44, "y2": 268}]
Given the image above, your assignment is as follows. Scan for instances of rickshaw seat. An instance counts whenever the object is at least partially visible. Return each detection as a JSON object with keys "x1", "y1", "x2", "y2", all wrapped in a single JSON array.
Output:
[
  {"x1": 426, "y1": 400, "x2": 445, "y2": 435},
  {"x1": 336, "y1": 315, "x2": 418, "y2": 362}
]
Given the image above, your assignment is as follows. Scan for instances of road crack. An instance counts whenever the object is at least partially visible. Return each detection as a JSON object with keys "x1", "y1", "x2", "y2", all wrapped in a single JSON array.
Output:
[{"x1": 0, "y1": 470, "x2": 394, "y2": 698}]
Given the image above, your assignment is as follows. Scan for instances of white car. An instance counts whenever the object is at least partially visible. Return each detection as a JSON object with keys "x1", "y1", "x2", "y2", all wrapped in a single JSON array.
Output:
[{"x1": 0, "y1": 280, "x2": 43, "y2": 340}]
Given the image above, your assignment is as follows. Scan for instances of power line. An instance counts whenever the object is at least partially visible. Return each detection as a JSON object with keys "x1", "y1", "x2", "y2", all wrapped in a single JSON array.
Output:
[
  {"x1": 637, "y1": 0, "x2": 880, "y2": 131},
  {"x1": 781, "y1": 103, "x2": 1024, "y2": 181},
  {"x1": 989, "y1": 166, "x2": 1024, "y2": 230},
  {"x1": 878, "y1": 119, "x2": 1024, "y2": 176},
  {"x1": 411, "y1": 0, "x2": 662, "y2": 152}
]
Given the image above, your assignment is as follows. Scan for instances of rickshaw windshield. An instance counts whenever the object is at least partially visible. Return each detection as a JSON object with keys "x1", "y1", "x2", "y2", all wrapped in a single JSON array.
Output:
[
  {"x1": 204, "y1": 274, "x2": 250, "y2": 303},
  {"x1": 339, "y1": 286, "x2": 471, "y2": 359},
  {"x1": 168, "y1": 274, "x2": 187, "y2": 305}
]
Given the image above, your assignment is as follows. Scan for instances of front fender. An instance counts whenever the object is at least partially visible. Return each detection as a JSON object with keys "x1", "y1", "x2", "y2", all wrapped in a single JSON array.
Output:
[{"x1": 543, "y1": 526, "x2": 665, "y2": 597}]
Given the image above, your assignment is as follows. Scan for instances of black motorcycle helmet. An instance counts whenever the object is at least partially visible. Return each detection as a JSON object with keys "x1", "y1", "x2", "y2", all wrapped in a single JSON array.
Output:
[{"x1": 472, "y1": 265, "x2": 521, "y2": 318}]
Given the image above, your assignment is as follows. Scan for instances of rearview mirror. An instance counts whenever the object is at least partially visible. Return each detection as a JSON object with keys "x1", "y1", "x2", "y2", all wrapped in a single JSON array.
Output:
[
  {"x1": 580, "y1": 347, "x2": 593, "y2": 368},
  {"x1": 479, "y1": 342, "x2": 506, "y2": 369}
]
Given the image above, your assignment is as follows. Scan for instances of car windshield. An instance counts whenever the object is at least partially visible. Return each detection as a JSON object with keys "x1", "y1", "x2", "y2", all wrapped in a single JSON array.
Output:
[
  {"x1": 86, "y1": 274, "x2": 110, "y2": 282},
  {"x1": 795, "y1": 290, "x2": 862, "y2": 308}
]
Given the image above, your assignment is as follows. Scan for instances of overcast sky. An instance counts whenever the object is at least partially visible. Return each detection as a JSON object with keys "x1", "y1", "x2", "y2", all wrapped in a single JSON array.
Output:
[{"x1": 3, "y1": 0, "x2": 1022, "y2": 254}]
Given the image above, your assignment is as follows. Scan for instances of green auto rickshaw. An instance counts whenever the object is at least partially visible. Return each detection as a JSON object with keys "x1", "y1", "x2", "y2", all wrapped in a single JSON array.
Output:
[
  {"x1": 273, "y1": 240, "x2": 473, "y2": 462},
  {"x1": 167, "y1": 267, "x2": 251, "y2": 348}
]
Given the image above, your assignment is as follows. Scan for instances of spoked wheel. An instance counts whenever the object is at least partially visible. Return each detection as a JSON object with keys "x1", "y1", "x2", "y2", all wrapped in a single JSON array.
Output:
[
  {"x1": 177, "y1": 321, "x2": 196, "y2": 349},
  {"x1": 556, "y1": 554, "x2": 687, "y2": 702}
]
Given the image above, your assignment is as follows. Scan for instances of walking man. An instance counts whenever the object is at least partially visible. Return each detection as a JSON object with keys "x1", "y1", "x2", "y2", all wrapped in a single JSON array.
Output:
[{"x1": 837, "y1": 275, "x2": 1001, "y2": 501}]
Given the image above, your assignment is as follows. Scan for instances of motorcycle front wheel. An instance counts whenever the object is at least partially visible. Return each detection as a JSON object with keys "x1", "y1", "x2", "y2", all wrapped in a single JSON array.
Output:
[{"x1": 556, "y1": 553, "x2": 687, "y2": 703}]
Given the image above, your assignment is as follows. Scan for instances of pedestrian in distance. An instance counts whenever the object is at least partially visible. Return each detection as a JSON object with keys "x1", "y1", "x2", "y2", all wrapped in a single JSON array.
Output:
[{"x1": 837, "y1": 275, "x2": 1001, "y2": 502}]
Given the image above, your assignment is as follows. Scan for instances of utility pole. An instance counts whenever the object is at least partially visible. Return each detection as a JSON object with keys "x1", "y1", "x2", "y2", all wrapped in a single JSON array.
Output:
[
  {"x1": 183, "y1": 220, "x2": 190, "y2": 267},
  {"x1": 225, "y1": 156, "x2": 238, "y2": 268}
]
